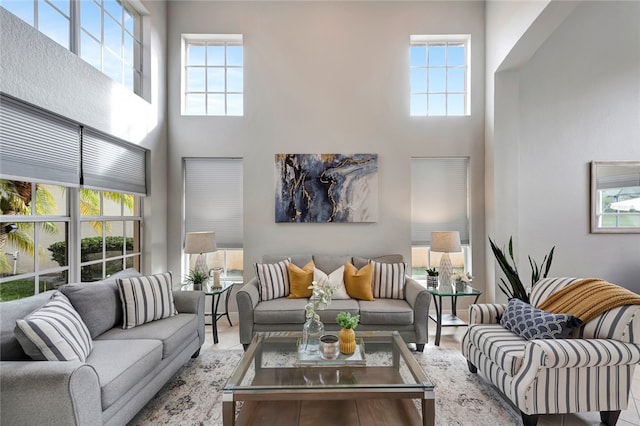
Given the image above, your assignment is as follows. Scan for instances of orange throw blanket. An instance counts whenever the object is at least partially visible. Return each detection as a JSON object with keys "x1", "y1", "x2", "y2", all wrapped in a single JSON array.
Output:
[{"x1": 538, "y1": 278, "x2": 640, "y2": 323}]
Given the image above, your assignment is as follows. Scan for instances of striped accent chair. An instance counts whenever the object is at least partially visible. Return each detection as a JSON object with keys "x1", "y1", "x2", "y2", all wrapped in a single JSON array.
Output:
[{"x1": 462, "y1": 277, "x2": 640, "y2": 426}]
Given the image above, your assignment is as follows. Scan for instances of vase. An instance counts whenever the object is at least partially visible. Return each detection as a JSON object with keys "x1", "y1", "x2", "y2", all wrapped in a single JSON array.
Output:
[
  {"x1": 426, "y1": 276, "x2": 438, "y2": 288},
  {"x1": 339, "y1": 328, "x2": 356, "y2": 355},
  {"x1": 302, "y1": 316, "x2": 324, "y2": 355},
  {"x1": 453, "y1": 280, "x2": 466, "y2": 292}
]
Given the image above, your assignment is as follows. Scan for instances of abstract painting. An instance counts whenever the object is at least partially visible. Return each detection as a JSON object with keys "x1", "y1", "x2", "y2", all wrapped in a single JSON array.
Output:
[{"x1": 275, "y1": 153, "x2": 378, "y2": 223}]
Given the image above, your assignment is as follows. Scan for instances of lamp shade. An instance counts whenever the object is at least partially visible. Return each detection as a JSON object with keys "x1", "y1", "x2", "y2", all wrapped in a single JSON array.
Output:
[
  {"x1": 184, "y1": 231, "x2": 217, "y2": 254},
  {"x1": 430, "y1": 231, "x2": 461, "y2": 253}
]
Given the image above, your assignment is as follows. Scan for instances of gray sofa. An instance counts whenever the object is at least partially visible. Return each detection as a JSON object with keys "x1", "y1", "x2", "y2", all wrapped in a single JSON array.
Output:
[
  {"x1": 0, "y1": 269, "x2": 205, "y2": 426},
  {"x1": 237, "y1": 254, "x2": 431, "y2": 351}
]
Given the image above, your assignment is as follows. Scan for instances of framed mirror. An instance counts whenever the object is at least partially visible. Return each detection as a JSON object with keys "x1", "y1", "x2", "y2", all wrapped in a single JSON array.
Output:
[{"x1": 591, "y1": 161, "x2": 640, "y2": 233}]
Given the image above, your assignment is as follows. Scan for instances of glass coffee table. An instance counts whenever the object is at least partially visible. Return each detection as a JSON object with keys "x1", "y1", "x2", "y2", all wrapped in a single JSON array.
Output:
[{"x1": 223, "y1": 331, "x2": 434, "y2": 426}]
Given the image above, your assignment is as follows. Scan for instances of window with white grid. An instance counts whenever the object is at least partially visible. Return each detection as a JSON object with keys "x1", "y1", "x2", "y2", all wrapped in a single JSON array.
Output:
[
  {"x1": 182, "y1": 35, "x2": 244, "y2": 116},
  {"x1": 1, "y1": 0, "x2": 144, "y2": 94},
  {"x1": 410, "y1": 35, "x2": 470, "y2": 116}
]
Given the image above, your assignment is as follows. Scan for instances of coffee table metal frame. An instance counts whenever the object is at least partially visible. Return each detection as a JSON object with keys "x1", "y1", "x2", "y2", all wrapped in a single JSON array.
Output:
[{"x1": 222, "y1": 331, "x2": 435, "y2": 426}]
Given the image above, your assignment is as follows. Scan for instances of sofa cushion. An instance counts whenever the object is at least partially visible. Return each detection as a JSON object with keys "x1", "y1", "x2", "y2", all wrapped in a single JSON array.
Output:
[
  {"x1": 358, "y1": 299, "x2": 413, "y2": 325},
  {"x1": 314, "y1": 265, "x2": 350, "y2": 300},
  {"x1": 15, "y1": 292, "x2": 93, "y2": 362},
  {"x1": 352, "y1": 254, "x2": 404, "y2": 269},
  {"x1": 97, "y1": 313, "x2": 197, "y2": 359},
  {"x1": 313, "y1": 255, "x2": 352, "y2": 275},
  {"x1": 116, "y1": 272, "x2": 176, "y2": 329},
  {"x1": 60, "y1": 268, "x2": 142, "y2": 338},
  {"x1": 467, "y1": 324, "x2": 526, "y2": 376},
  {"x1": 344, "y1": 262, "x2": 374, "y2": 301},
  {"x1": 371, "y1": 261, "x2": 406, "y2": 299},
  {"x1": 316, "y1": 299, "x2": 360, "y2": 323},
  {"x1": 500, "y1": 298, "x2": 582, "y2": 340},
  {"x1": 86, "y1": 339, "x2": 162, "y2": 410},
  {"x1": 256, "y1": 259, "x2": 291, "y2": 301},
  {"x1": 254, "y1": 298, "x2": 308, "y2": 324},
  {"x1": 288, "y1": 261, "x2": 314, "y2": 299}
]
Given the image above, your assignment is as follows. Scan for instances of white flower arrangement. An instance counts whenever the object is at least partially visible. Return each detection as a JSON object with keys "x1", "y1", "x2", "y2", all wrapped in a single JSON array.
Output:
[
  {"x1": 304, "y1": 280, "x2": 335, "y2": 320},
  {"x1": 451, "y1": 272, "x2": 473, "y2": 283}
]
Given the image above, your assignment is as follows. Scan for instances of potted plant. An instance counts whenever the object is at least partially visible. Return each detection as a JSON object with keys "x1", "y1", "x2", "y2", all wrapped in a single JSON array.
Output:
[
  {"x1": 425, "y1": 267, "x2": 439, "y2": 288},
  {"x1": 336, "y1": 312, "x2": 360, "y2": 355},
  {"x1": 451, "y1": 271, "x2": 473, "y2": 292},
  {"x1": 184, "y1": 269, "x2": 209, "y2": 290},
  {"x1": 489, "y1": 236, "x2": 555, "y2": 303}
]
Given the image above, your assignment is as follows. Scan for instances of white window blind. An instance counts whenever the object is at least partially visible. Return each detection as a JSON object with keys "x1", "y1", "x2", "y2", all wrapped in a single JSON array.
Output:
[
  {"x1": 184, "y1": 158, "x2": 243, "y2": 248},
  {"x1": 81, "y1": 127, "x2": 147, "y2": 195},
  {"x1": 0, "y1": 94, "x2": 80, "y2": 186},
  {"x1": 411, "y1": 157, "x2": 469, "y2": 245}
]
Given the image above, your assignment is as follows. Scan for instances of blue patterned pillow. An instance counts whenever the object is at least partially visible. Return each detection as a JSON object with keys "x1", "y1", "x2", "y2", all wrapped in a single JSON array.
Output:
[{"x1": 500, "y1": 298, "x2": 582, "y2": 340}]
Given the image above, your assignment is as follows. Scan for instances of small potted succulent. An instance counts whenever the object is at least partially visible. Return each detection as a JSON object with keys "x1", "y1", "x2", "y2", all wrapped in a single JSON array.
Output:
[
  {"x1": 451, "y1": 271, "x2": 473, "y2": 292},
  {"x1": 336, "y1": 312, "x2": 360, "y2": 355},
  {"x1": 425, "y1": 267, "x2": 439, "y2": 288}
]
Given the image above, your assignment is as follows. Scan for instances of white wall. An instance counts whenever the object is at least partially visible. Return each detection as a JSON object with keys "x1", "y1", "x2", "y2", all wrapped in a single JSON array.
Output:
[
  {"x1": 166, "y1": 1, "x2": 487, "y2": 301},
  {"x1": 517, "y1": 1, "x2": 640, "y2": 291},
  {"x1": 0, "y1": 3, "x2": 169, "y2": 274}
]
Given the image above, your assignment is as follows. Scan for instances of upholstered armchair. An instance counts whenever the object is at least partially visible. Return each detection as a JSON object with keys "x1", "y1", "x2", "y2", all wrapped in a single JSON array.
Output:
[{"x1": 462, "y1": 277, "x2": 640, "y2": 426}]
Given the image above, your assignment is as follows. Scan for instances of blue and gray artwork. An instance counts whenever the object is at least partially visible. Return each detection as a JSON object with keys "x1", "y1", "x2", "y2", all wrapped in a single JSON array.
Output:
[{"x1": 275, "y1": 153, "x2": 378, "y2": 223}]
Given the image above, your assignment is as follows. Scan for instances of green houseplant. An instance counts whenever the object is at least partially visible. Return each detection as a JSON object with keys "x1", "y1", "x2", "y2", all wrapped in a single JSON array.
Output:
[
  {"x1": 184, "y1": 269, "x2": 209, "y2": 290},
  {"x1": 425, "y1": 267, "x2": 439, "y2": 288},
  {"x1": 336, "y1": 312, "x2": 360, "y2": 355},
  {"x1": 489, "y1": 236, "x2": 555, "y2": 303}
]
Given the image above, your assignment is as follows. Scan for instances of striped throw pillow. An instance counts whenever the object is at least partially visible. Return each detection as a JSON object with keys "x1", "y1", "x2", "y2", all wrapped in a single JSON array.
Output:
[
  {"x1": 372, "y1": 261, "x2": 407, "y2": 299},
  {"x1": 255, "y1": 259, "x2": 290, "y2": 301},
  {"x1": 116, "y1": 272, "x2": 176, "y2": 329},
  {"x1": 15, "y1": 292, "x2": 93, "y2": 362}
]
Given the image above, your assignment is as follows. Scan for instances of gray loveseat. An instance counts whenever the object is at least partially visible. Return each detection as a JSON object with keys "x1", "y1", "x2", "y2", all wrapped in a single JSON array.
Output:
[
  {"x1": 237, "y1": 254, "x2": 430, "y2": 351},
  {"x1": 0, "y1": 269, "x2": 205, "y2": 426}
]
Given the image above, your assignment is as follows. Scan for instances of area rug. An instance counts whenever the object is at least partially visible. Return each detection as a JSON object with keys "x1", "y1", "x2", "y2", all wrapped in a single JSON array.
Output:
[{"x1": 128, "y1": 345, "x2": 521, "y2": 425}]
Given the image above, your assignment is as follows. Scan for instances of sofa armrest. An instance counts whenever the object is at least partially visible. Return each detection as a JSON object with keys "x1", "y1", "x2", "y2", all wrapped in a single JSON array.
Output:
[
  {"x1": 468, "y1": 303, "x2": 506, "y2": 325},
  {"x1": 237, "y1": 277, "x2": 260, "y2": 346},
  {"x1": 525, "y1": 339, "x2": 640, "y2": 369},
  {"x1": 173, "y1": 290, "x2": 206, "y2": 346},
  {"x1": 404, "y1": 276, "x2": 430, "y2": 345},
  {"x1": 0, "y1": 361, "x2": 102, "y2": 426}
]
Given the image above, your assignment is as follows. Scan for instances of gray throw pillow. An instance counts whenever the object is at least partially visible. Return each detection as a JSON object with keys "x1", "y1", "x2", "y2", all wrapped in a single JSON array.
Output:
[{"x1": 60, "y1": 268, "x2": 142, "y2": 338}]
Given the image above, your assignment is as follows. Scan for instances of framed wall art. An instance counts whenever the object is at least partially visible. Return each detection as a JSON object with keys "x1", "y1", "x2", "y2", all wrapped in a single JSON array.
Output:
[{"x1": 275, "y1": 153, "x2": 378, "y2": 223}]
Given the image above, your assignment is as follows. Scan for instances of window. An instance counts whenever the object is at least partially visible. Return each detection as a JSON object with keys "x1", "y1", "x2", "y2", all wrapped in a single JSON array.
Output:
[
  {"x1": 0, "y1": 95, "x2": 147, "y2": 300},
  {"x1": 0, "y1": 181, "x2": 142, "y2": 301},
  {"x1": 410, "y1": 35, "x2": 469, "y2": 116},
  {"x1": 410, "y1": 158, "x2": 470, "y2": 278},
  {"x1": 184, "y1": 158, "x2": 244, "y2": 280},
  {"x1": 182, "y1": 34, "x2": 244, "y2": 116},
  {"x1": 79, "y1": 0, "x2": 142, "y2": 92},
  {"x1": 1, "y1": 0, "x2": 144, "y2": 94},
  {"x1": 79, "y1": 190, "x2": 142, "y2": 282}
]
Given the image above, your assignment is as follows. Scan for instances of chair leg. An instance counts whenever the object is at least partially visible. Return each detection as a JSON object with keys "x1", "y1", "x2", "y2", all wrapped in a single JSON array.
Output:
[
  {"x1": 416, "y1": 343, "x2": 425, "y2": 352},
  {"x1": 600, "y1": 410, "x2": 621, "y2": 426},
  {"x1": 467, "y1": 360, "x2": 477, "y2": 373},
  {"x1": 521, "y1": 412, "x2": 538, "y2": 426}
]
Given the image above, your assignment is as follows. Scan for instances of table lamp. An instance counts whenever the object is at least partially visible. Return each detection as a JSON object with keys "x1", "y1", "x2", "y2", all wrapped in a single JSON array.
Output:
[
  {"x1": 430, "y1": 231, "x2": 461, "y2": 288},
  {"x1": 184, "y1": 231, "x2": 217, "y2": 281}
]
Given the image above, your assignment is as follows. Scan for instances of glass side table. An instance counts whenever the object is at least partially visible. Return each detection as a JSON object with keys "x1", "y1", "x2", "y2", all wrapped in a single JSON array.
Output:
[
  {"x1": 426, "y1": 285, "x2": 481, "y2": 346},
  {"x1": 181, "y1": 281, "x2": 235, "y2": 344}
]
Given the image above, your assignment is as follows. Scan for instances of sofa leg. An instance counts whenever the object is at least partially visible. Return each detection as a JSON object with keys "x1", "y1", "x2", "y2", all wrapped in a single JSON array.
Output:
[
  {"x1": 600, "y1": 410, "x2": 621, "y2": 426},
  {"x1": 243, "y1": 344, "x2": 249, "y2": 351},
  {"x1": 191, "y1": 349, "x2": 200, "y2": 358},
  {"x1": 467, "y1": 361, "x2": 477, "y2": 373},
  {"x1": 520, "y1": 412, "x2": 538, "y2": 426},
  {"x1": 416, "y1": 343, "x2": 425, "y2": 352}
]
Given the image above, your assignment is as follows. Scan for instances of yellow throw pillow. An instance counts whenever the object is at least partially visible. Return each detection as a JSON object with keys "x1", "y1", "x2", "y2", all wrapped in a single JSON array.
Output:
[
  {"x1": 344, "y1": 262, "x2": 374, "y2": 301},
  {"x1": 288, "y1": 261, "x2": 315, "y2": 298}
]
